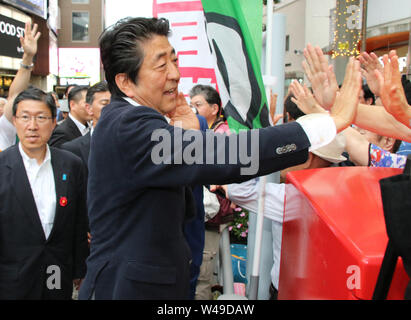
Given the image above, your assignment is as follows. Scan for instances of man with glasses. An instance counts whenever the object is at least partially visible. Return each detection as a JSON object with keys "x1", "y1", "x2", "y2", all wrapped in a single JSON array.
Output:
[{"x1": 0, "y1": 87, "x2": 89, "y2": 299}]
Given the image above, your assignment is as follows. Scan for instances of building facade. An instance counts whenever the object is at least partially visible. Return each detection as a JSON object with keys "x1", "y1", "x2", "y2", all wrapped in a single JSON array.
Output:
[
  {"x1": 272, "y1": 0, "x2": 411, "y2": 87},
  {"x1": 57, "y1": 0, "x2": 105, "y2": 94}
]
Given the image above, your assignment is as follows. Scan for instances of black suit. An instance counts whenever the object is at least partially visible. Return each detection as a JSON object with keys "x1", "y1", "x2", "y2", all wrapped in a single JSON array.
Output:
[
  {"x1": 0, "y1": 145, "x2": 89, "y2": 299},
  {"x1": 49, "y1": 116, "x2": 83, "y2": 148},
  {"x1": 79, "y1": 98, "x2": 310, "y2": 300},
  {"x1": 61, "y1": 132, "x2": 91, "y2": 176}
]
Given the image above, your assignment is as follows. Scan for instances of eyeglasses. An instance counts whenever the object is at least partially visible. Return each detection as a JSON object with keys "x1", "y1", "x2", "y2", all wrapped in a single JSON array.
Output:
[{"x1": 15, "y1": 115, "x2": 53, "y2": 123}]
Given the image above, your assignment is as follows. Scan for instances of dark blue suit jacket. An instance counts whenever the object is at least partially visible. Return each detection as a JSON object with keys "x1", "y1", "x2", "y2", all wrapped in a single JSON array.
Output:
[{"x1": 79, "y1": 98, "x2": 310, "y2": 300}]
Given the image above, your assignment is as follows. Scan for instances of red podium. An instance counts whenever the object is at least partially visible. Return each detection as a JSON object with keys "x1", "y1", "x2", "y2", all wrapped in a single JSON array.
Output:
[{"x1": 278, "y1": 167, "x2": 409, "y2": 300}]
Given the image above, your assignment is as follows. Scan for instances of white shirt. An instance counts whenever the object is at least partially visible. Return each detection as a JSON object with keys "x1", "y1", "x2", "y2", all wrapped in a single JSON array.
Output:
[
  {"x1": 19, "y1": 143, "x2": 56, "y2": 239},
  {"x1": 69, "y1": 113, "x2": 89, "y2": 136},
  {"x1": 0, "y1": 115, "x2": 16, "y2": 151},
  {"x1": 227, "y1": 178, "x2": 285, "y2": 290}
]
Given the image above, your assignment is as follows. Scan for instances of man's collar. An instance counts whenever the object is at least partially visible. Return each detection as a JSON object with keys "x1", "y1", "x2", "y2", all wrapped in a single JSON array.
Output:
[{"x1": 123, "y1": 97, "x2": 141, "y2": 107}]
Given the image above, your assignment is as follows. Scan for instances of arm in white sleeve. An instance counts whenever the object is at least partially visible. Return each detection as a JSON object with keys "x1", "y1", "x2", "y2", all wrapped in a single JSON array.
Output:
[
  {"x1": 0, "y1": 115, "x2": 16, "y2": 151},
  {"x1": 296, "y1": 113, "x2": 337, "y2": 151},
  {"x1": 227, "y1": 178, "x2": 286, "y2": 223}
]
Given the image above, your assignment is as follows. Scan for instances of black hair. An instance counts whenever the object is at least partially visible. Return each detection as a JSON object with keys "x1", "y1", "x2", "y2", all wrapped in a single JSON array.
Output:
[
  {"x1": 284, "y1": 93, "x2": 305, "y2": 121},
  {"x1": 86, "y1": 81, "x2": 109, "y2": 104},
  {"x1": 13, "y1": 86, "x2": 57, "y2": 118},
  {"x1": 402, "y1": 75, "x2": 411, "y2": 105},
  {"x1": 363, "y1": 83, "x2": 375, "y2": 105},
  {"x1": 68, "y1": 85, "x2": 89, "y2": 110},
  {"x1": 189, "y1": 84, "x2": 222, "y2": 111},
  {"x1": 99, "y1": 17, "x2": 170, "y2": 98}
]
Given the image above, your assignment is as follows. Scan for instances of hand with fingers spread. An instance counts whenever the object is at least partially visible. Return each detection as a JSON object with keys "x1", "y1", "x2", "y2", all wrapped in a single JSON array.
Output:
[
  {"x1": 302, "y1": 44, "x2": 339, "y2": 110},
  {"x1": 358, "y1": 51, "x2": 384, "y2": 97},
  {"x1": 330, "y1": 57, "x2": 362, "y2": 132},
  {"x1": 20, "y1": 21, "x2": 41, "y2": 61},
  {"x1": 376, "y1": 50, "x2": 411, "y2": 128},
  {"x1": 167, "y1": 92, "x2": 200, "y2": 130},
  {"x1": 289, "y1": 80, "x2": 327, "y2": 116}
]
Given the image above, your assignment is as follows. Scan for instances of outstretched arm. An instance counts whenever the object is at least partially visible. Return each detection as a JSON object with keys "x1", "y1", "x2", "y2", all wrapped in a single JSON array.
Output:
[
  {"x1": 376, "y1": 50, "x2": 411, "y2": 128},
  {"x1": 358, "y1": 51, "x2": 384, "y2": 97},
  {"x1": 302, "y1": 43, "x2": 339, "y2": 110},
  {"x1": 292, "y1": 57, "x2": 361, "y2": 133},
  {"x1": 4, "y1": 21, "x2": 41, "y2": 122}
]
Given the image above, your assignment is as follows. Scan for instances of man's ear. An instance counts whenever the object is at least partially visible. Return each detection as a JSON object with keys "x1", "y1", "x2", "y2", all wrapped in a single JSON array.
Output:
[
  {"x1": 115, "y1": 73, "x2": 135, "y2": 98},
  {"x1": 85, "y1": 103, "x2": 93, "y2": 117}
]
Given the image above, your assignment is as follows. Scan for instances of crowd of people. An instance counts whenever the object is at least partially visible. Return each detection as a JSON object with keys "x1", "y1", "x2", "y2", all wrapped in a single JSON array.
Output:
[{"x1": 0, "y1": 17, "x2": 410, "y2": 300}]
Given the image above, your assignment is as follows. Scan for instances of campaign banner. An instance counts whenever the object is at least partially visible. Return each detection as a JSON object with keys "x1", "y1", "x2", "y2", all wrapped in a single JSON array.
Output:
[
  {"x1": 153, "y1": 0, "x2": 219, "y2": 100},
  {"x1": 154, "y1": 0, "x2": 268, "y2": 132}
]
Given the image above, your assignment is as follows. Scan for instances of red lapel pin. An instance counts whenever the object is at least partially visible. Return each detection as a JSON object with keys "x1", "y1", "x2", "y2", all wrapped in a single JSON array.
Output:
[{"x1": 59, "y1": 196, "x2": 68, "y2": 207}]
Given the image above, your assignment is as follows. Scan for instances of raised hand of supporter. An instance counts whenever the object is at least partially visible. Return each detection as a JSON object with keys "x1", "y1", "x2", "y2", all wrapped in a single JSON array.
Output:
[
  {"x1": 289, "y1": 81, "x2": 327, "y2": 115},
  {"x1": 329, "y1": 57, "x2": 362, "y2": 132},
  {"x1": 20, "y1": 21, "x2": 41, "y2": 60},
  {"x1": 358, "y1": 51, "x2": 383, "y2": 97},
  {"x1": 4, "y1": 21, "x2": 41, "y2": 122},
  {"x1": 167, "y1": 92, "x2": 200, "y2": 130},
  {"x1": 376, "y1": 50, "x2": 411, "y2": 128},
  {"x1": 269, "y1": 90, "x2": 283, "y2": 125},
  {"x1": 302, "y1": 44, "x2": 339, "y2": 110}
]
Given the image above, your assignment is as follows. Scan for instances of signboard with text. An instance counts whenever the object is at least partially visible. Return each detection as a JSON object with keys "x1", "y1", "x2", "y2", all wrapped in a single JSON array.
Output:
[{"x1": 0, "y1": 14, "x2": 25, "y2": 59}]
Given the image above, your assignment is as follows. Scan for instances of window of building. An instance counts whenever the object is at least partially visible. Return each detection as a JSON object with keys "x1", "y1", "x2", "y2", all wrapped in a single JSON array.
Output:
[
  {"x1": 72, "y1": 0, "x2": 89, "y2": 3},
  {"x1": 72, "y1": 11, "x2": 89, "y2": 42}
]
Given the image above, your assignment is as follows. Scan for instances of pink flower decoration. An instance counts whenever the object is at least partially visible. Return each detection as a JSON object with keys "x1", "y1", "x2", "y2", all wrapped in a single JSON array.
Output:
[
  {"x1": 241, "y1": 232, "x2": 247, "y2": 238},
  {"x1": 235, "y1": 207, "x2": 242, "y2": 212},
  {"x1": 229, "y1": 226, "x2": 233, "y2": 231},
  {"x1": 240, "y1": 213, "x2": 245, "y2": 217},
  {"x1": 237, "y1": 224, "x2": 242, "y2": 229}
]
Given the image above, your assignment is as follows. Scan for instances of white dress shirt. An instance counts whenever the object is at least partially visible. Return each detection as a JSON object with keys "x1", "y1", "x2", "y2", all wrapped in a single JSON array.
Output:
[
  {"x1": 69, "y1": 113, "x2": 89, "y2": 136},
  {"x1": 0, "y1": 115, "x2": 16, "y2": 151},
  {"x1": 227, "y1": 178, "x2": 285, "y2": 290},
  {"x1": 19, "y1": 143, "x2": 56, "y2": 239}
]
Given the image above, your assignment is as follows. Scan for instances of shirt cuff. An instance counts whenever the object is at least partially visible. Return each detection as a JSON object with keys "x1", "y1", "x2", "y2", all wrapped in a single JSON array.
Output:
[{"x1": 296, "y1": 113, "x2": 336, "y2": 151}]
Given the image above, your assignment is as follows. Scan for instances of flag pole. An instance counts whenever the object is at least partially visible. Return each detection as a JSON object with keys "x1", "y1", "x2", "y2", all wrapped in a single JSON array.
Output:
[{"x1": 248, "y1": 0, "x2": 274, "y2": 301}]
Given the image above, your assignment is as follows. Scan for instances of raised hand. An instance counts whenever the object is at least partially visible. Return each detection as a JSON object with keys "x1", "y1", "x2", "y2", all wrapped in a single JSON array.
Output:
[
  {"x1": 289, "y1": 80, "x2": 327, "y2": 115},
  {"x1": 167, "y1": 92, "x2": 200, "y2": 130},
  {"x1": 376, "y1": 50, "x2": 411, "y2": 128},
  {"x1": 20, "y1": 21, "x2": 41, "y2": 59},
  {"x1": 302, "y1": 44, "x2": 339, "y2": 110},
  {"x1": 358, "y1": 51, "x2": 383, "y2": 97},
  {"x1": 329, "y1": 57, "x2": 362, "y2": 132},
  {"x1": 269, "y1": 91, "x2": 283, "y2": 125}
]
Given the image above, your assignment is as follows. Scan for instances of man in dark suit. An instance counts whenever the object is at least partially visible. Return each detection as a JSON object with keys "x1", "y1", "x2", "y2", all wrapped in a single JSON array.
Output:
[
  {"x1": 48, "y1": 85, "x2": 90, "y2": 148},
  {"x1": 0, "y1": 87, "x2": 89, "y2": 299},
  {"x1": 61, "y1": 81, "x2": 111, "y2": 173},
  {"x1": 79, "y1": 17, "x2": 361, "y2": 300}
]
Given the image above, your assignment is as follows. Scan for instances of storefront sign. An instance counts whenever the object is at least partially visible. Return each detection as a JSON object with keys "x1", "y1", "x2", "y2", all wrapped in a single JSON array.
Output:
[{"x1": 0, "y1": 14, "x2": 25, "y2": 59}]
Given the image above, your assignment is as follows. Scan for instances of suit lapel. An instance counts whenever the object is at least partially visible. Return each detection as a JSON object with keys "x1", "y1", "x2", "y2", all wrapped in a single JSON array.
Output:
[
  {"x1": 67, "y1": 116, "x2": 82, "y2": 139},
  {"x1": 8, "y1": 147, "x2": 46, "y2": 241},
  {"x1": 47, "y1": 149, "x2": 69, "y2": 242},
  {"x1": 80, "y1": 133, "x2": 90, "y2": 165}
]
